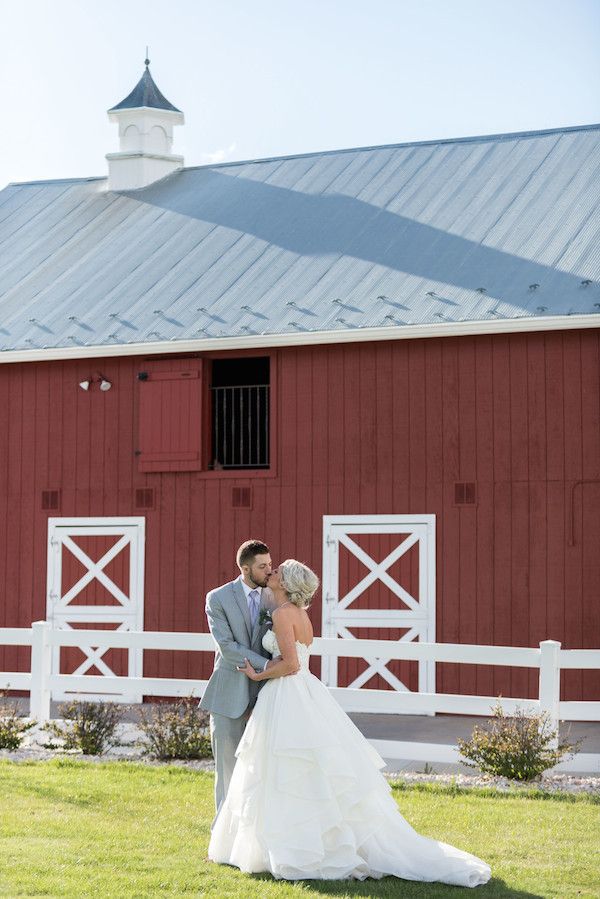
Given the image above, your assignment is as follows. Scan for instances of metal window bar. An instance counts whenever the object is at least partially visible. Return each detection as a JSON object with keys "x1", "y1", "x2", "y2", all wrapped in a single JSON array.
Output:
[{"x1": 211, "y1": 384, "x2": 270, "y2": 468}]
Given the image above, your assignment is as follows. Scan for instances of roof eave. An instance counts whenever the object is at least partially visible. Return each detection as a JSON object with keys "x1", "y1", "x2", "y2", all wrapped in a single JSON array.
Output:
[
  {"x1": 107, "y1": 105, "x2": 183, "y2": 116},
  {"x1": 0, "y1": 314, "x2": 598, "y2": 365}
]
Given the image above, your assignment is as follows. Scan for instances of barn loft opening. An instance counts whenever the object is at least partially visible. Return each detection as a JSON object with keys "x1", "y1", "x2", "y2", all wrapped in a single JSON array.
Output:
[{"x1": 210, "y1": 357, "x2": 270, "y2": 469}]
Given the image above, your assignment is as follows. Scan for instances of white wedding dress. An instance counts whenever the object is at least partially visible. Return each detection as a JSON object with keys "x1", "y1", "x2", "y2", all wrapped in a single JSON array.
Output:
[{"x1": 208, "y1": 631, "x2": 491, "y2": 886}]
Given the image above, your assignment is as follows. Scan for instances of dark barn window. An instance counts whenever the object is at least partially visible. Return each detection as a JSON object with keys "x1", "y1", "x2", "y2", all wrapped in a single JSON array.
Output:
[{"x1": 210, "y1": 357, "x2": 270, "y2": 469}]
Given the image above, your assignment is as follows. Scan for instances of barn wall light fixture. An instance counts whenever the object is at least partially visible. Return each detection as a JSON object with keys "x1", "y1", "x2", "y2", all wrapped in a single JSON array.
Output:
[{"x1": 79, "y1": 372, "x2": 112, "y2": 391}]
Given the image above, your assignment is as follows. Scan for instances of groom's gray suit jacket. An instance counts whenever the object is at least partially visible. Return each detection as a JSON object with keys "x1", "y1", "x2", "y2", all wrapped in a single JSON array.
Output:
[{"x1": 200, "y1": 578, "x2": 272, "y2": 719}]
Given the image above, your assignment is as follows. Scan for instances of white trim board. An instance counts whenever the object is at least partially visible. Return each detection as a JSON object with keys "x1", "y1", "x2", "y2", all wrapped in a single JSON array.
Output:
[{"x1": 0, "y1": 314, "x2": 598, "y2": 364}]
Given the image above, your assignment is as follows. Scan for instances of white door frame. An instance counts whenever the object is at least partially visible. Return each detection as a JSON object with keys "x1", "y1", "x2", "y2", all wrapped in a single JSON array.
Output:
[
  {"x1": 322, "y1": 514, "x2": 436, "y2": 711},
  {"x1": 46, "y1": 517, "x2": 145, "y2": 702}
]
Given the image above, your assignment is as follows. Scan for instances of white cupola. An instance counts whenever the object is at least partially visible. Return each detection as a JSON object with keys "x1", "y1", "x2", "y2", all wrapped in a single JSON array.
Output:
[{"x1": 106, "y1": 57, "x2": 184, "y2": 190}]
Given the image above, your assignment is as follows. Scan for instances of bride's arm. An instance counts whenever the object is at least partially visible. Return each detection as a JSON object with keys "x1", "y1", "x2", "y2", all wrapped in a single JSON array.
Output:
[{"x1": 238, "y1": 606, "x2": 300, "y2": 681}]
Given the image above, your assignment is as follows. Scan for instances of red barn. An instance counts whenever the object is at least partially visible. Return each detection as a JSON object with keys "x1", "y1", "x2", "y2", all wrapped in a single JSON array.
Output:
[{"x1": 0, "y1": 66, "x2": 598, "y2": 706}]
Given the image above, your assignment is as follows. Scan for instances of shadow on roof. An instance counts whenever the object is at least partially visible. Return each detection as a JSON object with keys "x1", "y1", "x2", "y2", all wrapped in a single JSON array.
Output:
[{"x1": 126, "y1": 168, "x2": 590, "y2": 303}]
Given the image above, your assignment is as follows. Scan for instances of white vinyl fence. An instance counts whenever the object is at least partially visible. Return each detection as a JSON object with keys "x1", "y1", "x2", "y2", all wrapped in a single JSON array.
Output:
[{"x1": 1, "y1": 622, "x2": 599, "y2": 773}]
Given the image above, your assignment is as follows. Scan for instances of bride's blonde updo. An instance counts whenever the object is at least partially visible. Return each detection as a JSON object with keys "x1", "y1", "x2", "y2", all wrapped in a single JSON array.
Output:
[{"x1": 279, "y1": 559, "x2": 319, "y2": 609}]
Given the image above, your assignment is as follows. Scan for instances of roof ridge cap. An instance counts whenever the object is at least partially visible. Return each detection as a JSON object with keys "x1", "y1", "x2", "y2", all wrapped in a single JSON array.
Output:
[
  {"x1": 180, "y1": 122, "x2": 600, "y2": 173},
  {"x1": 4, "y1": 176, "x2": 106, "y2": 188}
]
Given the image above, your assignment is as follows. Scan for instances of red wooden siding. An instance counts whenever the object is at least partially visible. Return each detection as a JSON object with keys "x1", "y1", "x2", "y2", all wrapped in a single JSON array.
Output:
[{"x1": 0, "y1": 329, "x2": 598, "y2": 703}]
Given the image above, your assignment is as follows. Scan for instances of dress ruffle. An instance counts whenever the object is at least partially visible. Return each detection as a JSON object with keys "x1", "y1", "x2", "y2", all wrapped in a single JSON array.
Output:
[{"x1": 208, "y1": 643, "x2": 491, "y2": 886}]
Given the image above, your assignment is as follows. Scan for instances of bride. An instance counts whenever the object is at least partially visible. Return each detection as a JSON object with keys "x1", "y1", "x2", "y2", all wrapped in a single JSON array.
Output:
[{"x1": 208, "y1": 559, "x2": 491, "y2": 886}]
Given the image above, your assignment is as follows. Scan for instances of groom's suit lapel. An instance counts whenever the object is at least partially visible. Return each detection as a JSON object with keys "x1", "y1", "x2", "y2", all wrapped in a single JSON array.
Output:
[
  {"x1": 232, "y1": 579, "x2": 252, "y2": 641},
  {"x1": 251, "y1": 602, "x2": 263, "y2": 643}
]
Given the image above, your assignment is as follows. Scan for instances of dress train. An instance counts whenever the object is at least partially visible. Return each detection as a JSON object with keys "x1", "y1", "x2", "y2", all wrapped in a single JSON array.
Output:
[{"x1": 208, "y1": 637, "x2": 491, "y2": 886}]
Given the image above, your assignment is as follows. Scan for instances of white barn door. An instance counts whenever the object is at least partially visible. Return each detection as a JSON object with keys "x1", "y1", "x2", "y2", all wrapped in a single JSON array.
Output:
[
  {"x1": 322, "y1": 515, "x2": 436, "y2": 712},
  {"x1": 46, "y1": 517, "x2": 145, "y2": 703}
]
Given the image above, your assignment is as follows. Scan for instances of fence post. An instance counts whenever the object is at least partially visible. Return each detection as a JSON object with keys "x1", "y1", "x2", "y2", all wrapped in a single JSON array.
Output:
[
  {"x1": 30, "y1": 620, "x2": 52, "y2": 724},
  {"x1": 538, "y1": 640, "x2": 561, "y2": 747}
]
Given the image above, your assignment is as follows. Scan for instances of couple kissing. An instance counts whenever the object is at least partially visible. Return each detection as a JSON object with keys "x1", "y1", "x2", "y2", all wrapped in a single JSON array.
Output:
[{"x1": 201, "y1": 539, "x2": 491, "y2": 886}]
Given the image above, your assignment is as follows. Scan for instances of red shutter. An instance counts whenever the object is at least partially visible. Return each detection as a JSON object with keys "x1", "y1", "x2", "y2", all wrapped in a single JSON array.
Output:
[{"x1": 137, "y1": 361, "x2": 203, "y2": 472}]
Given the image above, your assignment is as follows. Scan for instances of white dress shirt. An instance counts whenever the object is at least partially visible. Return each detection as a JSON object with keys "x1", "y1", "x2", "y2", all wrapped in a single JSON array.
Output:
[{"x1": 239, "y1": 577, "x2": 263, "y2": 607}]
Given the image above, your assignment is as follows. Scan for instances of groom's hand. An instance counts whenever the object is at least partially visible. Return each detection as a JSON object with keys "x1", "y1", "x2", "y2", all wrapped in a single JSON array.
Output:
[{"x1": 237, "y1": 658, "x2": 260, "y2": 680}]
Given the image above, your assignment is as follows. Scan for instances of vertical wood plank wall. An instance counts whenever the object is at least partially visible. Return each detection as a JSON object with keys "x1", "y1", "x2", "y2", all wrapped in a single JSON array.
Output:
[{"x1": 0, "y1": 328, "x2": 598, "y2": 701}]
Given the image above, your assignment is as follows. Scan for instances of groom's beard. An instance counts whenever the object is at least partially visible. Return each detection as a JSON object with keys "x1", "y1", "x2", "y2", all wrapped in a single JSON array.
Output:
[{"x1": 248, "y1": 573, "x2": 270, "y2": 588}]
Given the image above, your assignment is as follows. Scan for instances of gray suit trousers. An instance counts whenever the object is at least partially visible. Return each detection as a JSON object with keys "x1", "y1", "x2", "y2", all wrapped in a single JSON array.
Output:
[{"x1": 210, "y1": 710, "x2": 248, "y2": 821}]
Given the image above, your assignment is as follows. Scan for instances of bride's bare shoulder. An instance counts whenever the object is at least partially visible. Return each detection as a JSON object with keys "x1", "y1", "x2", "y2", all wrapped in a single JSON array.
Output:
[{"x1": 272, "y1": 601, "x2": 296, "y2": 617}]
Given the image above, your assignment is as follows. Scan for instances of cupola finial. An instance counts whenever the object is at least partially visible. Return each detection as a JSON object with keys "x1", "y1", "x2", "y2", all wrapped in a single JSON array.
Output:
[{"x1": 145, "y1": 47, "x2": 150, "y2": 67}]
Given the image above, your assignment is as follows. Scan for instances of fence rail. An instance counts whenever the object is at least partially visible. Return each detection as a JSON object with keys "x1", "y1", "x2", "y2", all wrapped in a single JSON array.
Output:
[{"x1": 1, "y1": 622, "x2": 598, "y2": 773}]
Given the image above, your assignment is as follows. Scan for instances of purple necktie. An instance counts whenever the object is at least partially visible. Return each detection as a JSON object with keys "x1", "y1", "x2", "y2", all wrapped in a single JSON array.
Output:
[{"x1": 248, "y1": 589, "x2": 260, "y2": 628}]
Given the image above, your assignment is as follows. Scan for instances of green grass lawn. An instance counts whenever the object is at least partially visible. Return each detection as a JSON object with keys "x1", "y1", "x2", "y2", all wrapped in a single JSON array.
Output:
[{"x1": 0, "y1": 760, "x2": 598, "y2": 898}]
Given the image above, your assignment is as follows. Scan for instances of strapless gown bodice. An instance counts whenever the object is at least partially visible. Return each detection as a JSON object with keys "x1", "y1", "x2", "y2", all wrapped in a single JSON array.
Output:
[{"x1": 262, "y1": 629, "x2": 311, "y2": 671}]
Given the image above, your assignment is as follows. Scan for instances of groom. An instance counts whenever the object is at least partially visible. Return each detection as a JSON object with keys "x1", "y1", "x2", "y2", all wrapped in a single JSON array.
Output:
[{"x1": 201, "y1": 539, "x2": 279, "y2": 814}]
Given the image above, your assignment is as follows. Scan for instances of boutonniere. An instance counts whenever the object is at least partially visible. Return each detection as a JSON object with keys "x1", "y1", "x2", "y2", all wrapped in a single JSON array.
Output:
[{"x1": 258, "y1": 607, "x2": 273, "y2": 627}]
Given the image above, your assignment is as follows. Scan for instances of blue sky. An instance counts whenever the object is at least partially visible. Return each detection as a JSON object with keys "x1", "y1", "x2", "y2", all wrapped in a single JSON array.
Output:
[{"x1": 0, "y1": 0, "x2": 598, "y2": 189}]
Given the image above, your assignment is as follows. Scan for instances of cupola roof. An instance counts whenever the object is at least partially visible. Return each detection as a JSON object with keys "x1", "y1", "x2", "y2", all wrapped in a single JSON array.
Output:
[{"x1": 108, "y1": 59, "x2": 181, "y2": 113}]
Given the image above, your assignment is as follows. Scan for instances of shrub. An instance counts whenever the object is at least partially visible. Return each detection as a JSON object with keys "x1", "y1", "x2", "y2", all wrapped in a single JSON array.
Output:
[
  {"x1": 457, "y1": 702, "x2": 581, "y2": 781},
  {"x1": 0, "y1": 692, "x2": 35, "y2": 750},
  {"x1": 46, "y1": 700, "x2": 123, "y2": 755},
  {"x1": 138, "y1": 698, "x2": 212, "y2": 760}
]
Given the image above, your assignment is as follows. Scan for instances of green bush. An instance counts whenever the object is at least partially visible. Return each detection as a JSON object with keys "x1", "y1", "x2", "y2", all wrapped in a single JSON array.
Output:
[
  {"x1": 0, "y1": 692, "x2": 35, "y2": 750},
  {"x1": 138, "y1": 698, "x2": 212, "y2": 760},
  {"x1": 46, "y1": 700, "x2": 123, "y2": 755},
  {"x1": 458, "y1": 702, "x2": 580, "y2": 781}
]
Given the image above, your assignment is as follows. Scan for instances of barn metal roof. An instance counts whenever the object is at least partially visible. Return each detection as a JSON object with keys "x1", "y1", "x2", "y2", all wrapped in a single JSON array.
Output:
[{"x1": 0, "y1": 123, "x2": 598, "y2": 361}]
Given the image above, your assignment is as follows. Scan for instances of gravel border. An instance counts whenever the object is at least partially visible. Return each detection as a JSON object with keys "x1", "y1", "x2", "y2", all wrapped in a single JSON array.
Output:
[
  {"x1": 1, "y1": 722, "x2": 598, "y2": 796},
  {"x1": 2, "y1": 748, "x2": 598, "y2": 796},
  {"x1": 385, "y1": 769, "x2": 600, "y2": 796}
]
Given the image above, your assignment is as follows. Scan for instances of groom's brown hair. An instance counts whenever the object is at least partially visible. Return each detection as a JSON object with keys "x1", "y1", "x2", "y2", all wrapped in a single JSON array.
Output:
[{"x1": 237, "y1": 539, "x2": 270, "y2": 569}]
